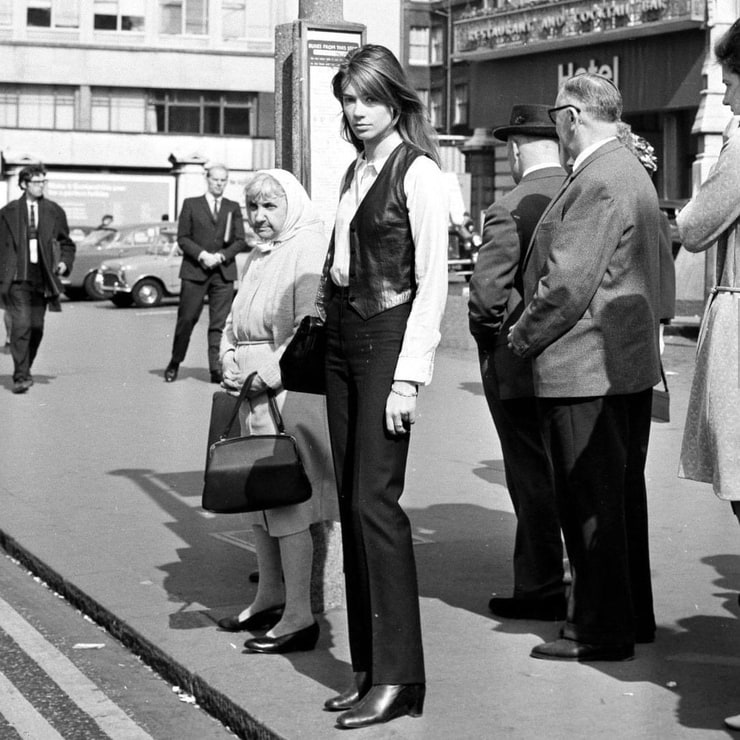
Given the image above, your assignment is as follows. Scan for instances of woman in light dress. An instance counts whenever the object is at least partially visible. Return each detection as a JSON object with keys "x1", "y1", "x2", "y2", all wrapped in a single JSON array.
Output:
[
  {"x1": 674, "y1": 19, "x2": 740, "y2": 731},
  {"x1": 217, "y1": 169, "x2": 335, "y2": 654}
]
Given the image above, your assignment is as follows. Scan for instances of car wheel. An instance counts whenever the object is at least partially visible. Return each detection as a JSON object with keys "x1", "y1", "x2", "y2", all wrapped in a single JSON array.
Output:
[
  {"x1": 111, "y1": 294, "x2": 134, "y2": 308},
  {"x1": 83, "y1": 271, "x2": 106, "y2": 300},
  {"x1": 132, "y1": 278, "x2": 163, "y2": 308}
]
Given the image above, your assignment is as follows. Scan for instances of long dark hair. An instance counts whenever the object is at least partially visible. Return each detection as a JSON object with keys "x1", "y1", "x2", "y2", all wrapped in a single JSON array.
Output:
[
  {"x1": 331, "y1": 44, "x2": 440, "y2": 166},
  {"x1": 716, "y1": 19, "x2": 740, "y2": 75}
]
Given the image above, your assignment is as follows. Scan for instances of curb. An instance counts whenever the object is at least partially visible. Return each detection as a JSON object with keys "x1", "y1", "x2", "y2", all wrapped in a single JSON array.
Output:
[{"x1": 0, "y1": 528, "x2": 281, "y2": 740}]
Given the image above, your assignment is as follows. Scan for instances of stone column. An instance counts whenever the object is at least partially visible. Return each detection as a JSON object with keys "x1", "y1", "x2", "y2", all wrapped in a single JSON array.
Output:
[
  {"x1": 460, "y1": 128, "x2": 498, "y2": 222},
  {"x1": 167, "y1": 153, "x2": 207, "y2": 216},
  {"x1": 274, "y1": 0, "x2": 362, "y2": 612},
  {"x1": 688, "y1": 3, "x2": 737, "y2": 296}
]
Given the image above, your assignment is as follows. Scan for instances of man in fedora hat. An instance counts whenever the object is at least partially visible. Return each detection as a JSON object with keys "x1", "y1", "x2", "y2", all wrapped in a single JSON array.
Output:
[{"x1": 469, "y1": 104, "x2": 567, "y2": 620}]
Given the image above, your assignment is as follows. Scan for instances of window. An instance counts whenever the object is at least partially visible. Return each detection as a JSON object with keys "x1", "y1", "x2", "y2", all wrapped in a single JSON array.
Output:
[
  {"x1": 159, "y1": 0, "x2": 207, "y2": 35},
  {"x1": 430, "y1": 89, "x2": 444, "y2": 129},
  {"x1": 409, "y1": 26, "x2": 430, "y2": 66},
  {"x1": 222, "y1": 0, "x2": 244, "y2": 39},
  {"x1": 0, "y1": 85, "x2": 74, "y2": 129},
  {"x1": 91, "y1": 88, "x2": 151, "y2": 132},
  {"x1": 430, "y1": 26, "x2": 444, "y2": 65},
  {"x1": 27, "y1": 0, "x2": 79, "y2": 27},
  {"x1": 453, "y1": 84, "x2": 468, "y2": 126},
  {"x1": 150, "y1": 90, "x2": 255, "y2": 135},
  {"x1": 0, "y1": 0, "x2": 12, "y2": 26},
  {"x1": 94, "y1": 0, "x2": 145, "y2": 31}
]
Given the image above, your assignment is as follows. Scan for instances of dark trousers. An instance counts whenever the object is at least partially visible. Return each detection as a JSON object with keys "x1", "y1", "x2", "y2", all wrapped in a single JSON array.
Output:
[
  {"x1": 479, "y1": 352, "x2": 564, "y2": 599},
  {"x1": 538, "y1": 390, "x2": 655, "y2": 646},
  {"x1": 325, "y1": 293, "x2": 424, "y2": 685},
  {"x1": 170, "y1": 274, "x2": 233, "y2": 372},
  {"x1": 7, "y1": 281, "x2": 46, "y2": 382}
]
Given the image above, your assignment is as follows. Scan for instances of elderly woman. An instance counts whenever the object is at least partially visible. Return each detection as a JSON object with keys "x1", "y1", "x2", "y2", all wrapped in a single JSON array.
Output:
[{"x1": 216, "y1": 169, "x2": 334, "y2": 654}]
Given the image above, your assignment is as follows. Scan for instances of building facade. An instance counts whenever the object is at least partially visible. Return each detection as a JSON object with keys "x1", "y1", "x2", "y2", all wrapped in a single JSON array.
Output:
[
  {"x1": 404, "y1": 0, "x2": 738, "y2": 233},
  {"x1": 0, "y1": 0, "x2": 401, "y2": 223}
]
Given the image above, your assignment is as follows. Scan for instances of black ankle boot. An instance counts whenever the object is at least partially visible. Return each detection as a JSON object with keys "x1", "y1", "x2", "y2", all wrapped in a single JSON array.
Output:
[
  {"x1": 336, "y1": 683, "x2": 425, "y2": 729},
  {"x1": 324, "y1": 671, "x2": 370, "y2": 712}
]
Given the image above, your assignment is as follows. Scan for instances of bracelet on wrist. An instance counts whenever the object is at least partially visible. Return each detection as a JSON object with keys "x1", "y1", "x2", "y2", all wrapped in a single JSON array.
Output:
[{"x1": 391, "y1": 386, "x2": 418, "y2": 398}]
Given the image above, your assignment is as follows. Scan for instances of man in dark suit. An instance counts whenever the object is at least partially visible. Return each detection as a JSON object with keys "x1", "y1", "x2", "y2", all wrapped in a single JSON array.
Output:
[
  {"x1": 0, "y1": 165, "x2": 75, "y2": 394},
  {"x1": 165, "y1": 163, "x2": 246, "y2": 383},
  {"x1": 469, "y1": 105, "x2": 567, "y2": 621},
  {"x1": 509, "y1": 74, "x2": 661, "y2": 661}
]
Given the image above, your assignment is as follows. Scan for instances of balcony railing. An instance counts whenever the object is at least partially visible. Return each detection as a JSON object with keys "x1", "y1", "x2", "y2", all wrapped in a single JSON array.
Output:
[{"x1": 453, "y1": 0, "x2": 706, "y2": 56}]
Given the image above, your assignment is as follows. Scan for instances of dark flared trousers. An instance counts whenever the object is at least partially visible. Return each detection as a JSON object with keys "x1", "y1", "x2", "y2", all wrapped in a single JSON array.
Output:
[
  {"x1": 325, "y1": 293, "x2": 425, "y2": 685},
  {"x1": 538, "y1": 389, "x2": 655, "y2": 646}
]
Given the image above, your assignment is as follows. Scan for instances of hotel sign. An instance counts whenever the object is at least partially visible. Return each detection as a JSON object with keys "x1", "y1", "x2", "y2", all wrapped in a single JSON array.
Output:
[{"x1": 558, "y1": 56, "x2": 619, "y2": 87}]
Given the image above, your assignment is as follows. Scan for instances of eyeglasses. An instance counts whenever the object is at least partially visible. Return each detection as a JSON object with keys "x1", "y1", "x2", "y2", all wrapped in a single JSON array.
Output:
[
  {"x1": 547, "y1": 105, "x2": 582, "y2": 124},
  {"x1": 28, "y1": 179, "x2": 47, "y2": 185}
]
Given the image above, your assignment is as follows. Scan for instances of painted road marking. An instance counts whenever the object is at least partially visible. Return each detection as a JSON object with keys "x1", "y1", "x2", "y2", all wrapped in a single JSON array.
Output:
[
  {"x1": 0, "y1": 594, "x2": 153, "y2": 739},
  {"x1": 0, "y1": 669, "x2": 65, "y2": 739}
]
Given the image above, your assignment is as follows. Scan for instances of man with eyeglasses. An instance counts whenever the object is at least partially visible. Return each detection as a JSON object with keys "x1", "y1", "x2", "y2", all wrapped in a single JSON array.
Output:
[
  {"x1": 164, "y1": 163, "x2": 246, "y2": 384},
  {"x1": 0, "y1": 164, "x2": 75, "y2": 394},
  {"x1": 508, "y1": 74, "x2": 661, "y2": 661}
]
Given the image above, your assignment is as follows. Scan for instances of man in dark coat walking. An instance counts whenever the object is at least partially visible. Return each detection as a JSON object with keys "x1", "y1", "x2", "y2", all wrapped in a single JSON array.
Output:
[{"x1": 0, "y1": 164, "x2": 75, "y2": 394}]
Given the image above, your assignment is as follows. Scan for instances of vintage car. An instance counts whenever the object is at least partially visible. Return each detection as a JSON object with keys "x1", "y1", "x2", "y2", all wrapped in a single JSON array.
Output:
[
  {"x1": 61, "y1": 221, "x2": 176, "y2": 300},
  {"x1": 447, "y1": 215, "x2": 482, "y2": 280},
  {"x1": 96, "y1": 240, "x2": 250, "y2": 308}
]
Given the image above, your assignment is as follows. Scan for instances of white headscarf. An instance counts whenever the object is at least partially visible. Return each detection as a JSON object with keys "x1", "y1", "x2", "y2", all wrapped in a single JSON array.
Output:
[{"x1": 247, "y1": 169, "x2": 324, "y2": 250}]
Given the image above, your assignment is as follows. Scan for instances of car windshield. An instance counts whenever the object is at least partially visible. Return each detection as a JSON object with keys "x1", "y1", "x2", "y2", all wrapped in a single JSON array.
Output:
[
  {"x1": 76, "y1": 229, "x2": 118, "y2": 250},
  {"x1": 145, "y1": 241, "x2": 178, "y2": 256}
]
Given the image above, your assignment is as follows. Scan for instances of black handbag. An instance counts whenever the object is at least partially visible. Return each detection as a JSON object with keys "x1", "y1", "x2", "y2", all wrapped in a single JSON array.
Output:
[
  {"x1": 651, "y1": 363, "x2": 670, "y2": 423},
  {"x1": 279, "y1": 315, "x2": 326, "y2": 395},
  {"x1": 202, "y1": 373, "x2": 312, "y2": 514}
]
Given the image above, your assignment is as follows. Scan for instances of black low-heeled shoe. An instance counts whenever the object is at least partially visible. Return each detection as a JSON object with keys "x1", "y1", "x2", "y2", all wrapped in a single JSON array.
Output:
[
  {"x1": 336, "y1": 683, "x2": 425, "y2": 729},
  {"x1": 324, "y1": 671, "x2": 371, "y2": 712},
  {"x1": 244, "y1": 621, "x2": 319, "y2": 654},
  {"x1": 216, "y1": 605, "x2": 285, "y2": 632}
]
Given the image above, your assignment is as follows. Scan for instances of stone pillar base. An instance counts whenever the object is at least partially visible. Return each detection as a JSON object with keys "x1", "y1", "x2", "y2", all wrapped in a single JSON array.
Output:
[{"x1": 310, "y1": 520, "x2": 345, "y2": 612}]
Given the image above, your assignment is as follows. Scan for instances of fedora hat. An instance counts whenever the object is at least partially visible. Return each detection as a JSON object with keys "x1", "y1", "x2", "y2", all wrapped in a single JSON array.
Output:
[{"x1": 493, "y1": 104, "x2": 558, "y2": 141}]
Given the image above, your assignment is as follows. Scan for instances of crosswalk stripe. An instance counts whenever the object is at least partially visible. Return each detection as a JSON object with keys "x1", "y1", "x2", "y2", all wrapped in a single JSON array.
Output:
[
  {"x1": 0, "y1": 668, "x2": 65, "y2": 739},
  {"x1": 0, "y1": 594, "x2": 153, "y2": 739}
]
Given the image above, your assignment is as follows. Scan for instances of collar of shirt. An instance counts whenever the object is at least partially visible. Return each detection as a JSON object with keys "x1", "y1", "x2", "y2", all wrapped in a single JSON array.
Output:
[
  {"x1": 205, "y1": 193, "x2": 220, "y2": 210},
  {"x1": 572, "y1": 136, "x2": 617, "y2": 172},
  {"x1": 521, "y1": 162, "x2": 563, "y2": 179}
]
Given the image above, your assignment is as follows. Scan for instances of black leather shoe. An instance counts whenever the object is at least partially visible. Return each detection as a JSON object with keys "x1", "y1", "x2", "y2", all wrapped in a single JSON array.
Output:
[
  {"x1": 164, "y1": 362, "x2": 179, "y2": 382},
  {"x1": 11, "y1": 379, "x2": 31, "y2": 394},
  {"x1": 244, "y1": 621, "x2": 319, "y2": 653},
  {"x1": 217, "y1": 605, "x2": 284, "y2": 632},
  {"x1": 324, "y1": 672, "x2": 371, "y2": 712},
  {"x1": 488, "y1": 594, "x2": 566, "y2": 621},
  {"x1": 336, "y1": 684, "x2": 425, "y2": 729},
  {"x1": 530, "y1": 638, "x2": 634, "y2": 662},
  {"x1": 210, "y1": 370, "x2": 223, "y2": 384}
]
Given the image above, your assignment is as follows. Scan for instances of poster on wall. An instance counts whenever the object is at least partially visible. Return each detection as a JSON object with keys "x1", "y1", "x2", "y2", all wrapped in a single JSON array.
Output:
[
  {"x1": 305, "y1": 27, "x2": 363, "y2": 235},
  {"x1": 44, "y1": 173, "x2": 175, "y2": 230}
]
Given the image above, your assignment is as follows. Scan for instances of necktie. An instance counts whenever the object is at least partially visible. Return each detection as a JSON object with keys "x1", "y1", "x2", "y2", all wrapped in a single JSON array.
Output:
[
  {"x1": 213, "y1": 199, "x2": 219, "y2": 221},
  {"x1": 29, "y1": 204, "x2": 38, "y2": 264}
]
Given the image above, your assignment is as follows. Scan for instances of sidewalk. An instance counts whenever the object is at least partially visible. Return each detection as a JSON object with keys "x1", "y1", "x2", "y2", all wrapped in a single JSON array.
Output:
[{"x1": 1, "y1": 300, "x2": 739, "y2": 739}]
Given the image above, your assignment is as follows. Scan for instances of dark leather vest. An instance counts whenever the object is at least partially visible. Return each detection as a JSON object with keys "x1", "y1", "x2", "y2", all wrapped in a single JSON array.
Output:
[{"x1": 318, "y1": 143, "x2": 425, "y2": 320}]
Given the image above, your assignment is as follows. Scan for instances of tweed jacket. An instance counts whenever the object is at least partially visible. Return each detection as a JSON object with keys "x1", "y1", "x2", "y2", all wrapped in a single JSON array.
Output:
[
  {"x1": 510, "y1": 139, "x2": 661, "y2": 397},
  {"x1": 468, "y1": 165, "x2": 566, "y2": 399},
  {"x1": 0, "y1": 195, "x2": 75, "y2": 311},
  {"x1": 177, "y1": 195, "x2": 246, "y2": 282}
]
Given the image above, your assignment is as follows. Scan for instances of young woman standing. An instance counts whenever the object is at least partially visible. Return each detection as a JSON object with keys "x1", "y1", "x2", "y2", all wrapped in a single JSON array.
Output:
[{"x1": 319, "y1": 44, "x2": 448, "y2": 730}]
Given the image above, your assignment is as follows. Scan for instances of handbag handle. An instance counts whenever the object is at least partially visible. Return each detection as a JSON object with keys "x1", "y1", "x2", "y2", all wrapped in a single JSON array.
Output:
[{"x1": 218, "y1": 371, "x2": 286, "y2": 440}]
